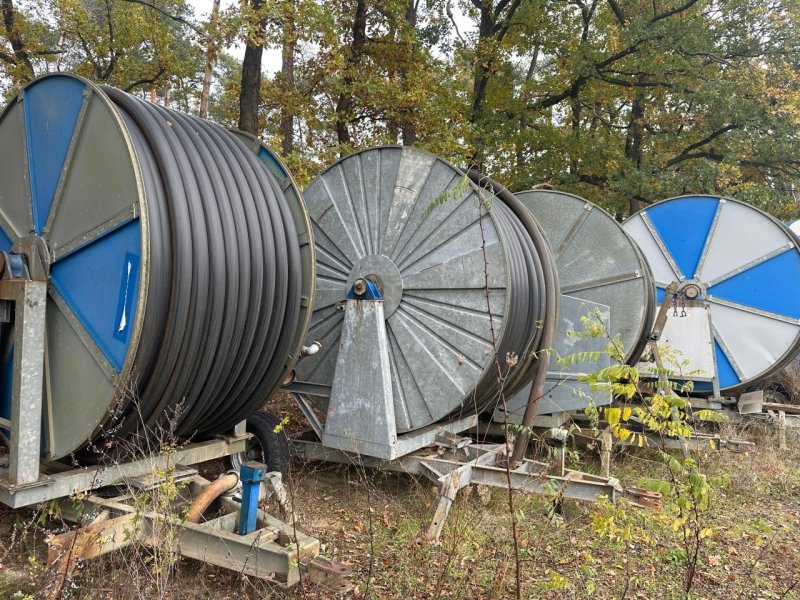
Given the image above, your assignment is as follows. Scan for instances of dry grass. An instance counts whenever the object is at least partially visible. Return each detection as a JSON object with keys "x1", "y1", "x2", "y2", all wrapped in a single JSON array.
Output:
[{"x1": 1, "y1": 420, "x2": 799, "y2": 600}]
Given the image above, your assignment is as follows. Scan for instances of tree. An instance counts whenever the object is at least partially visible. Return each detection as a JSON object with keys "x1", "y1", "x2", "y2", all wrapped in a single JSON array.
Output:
[
  {"x1": 238, "y1": 0, "x2": 266, "y2": 134},
  {"x1": 468, "y1": 0, "x2": 800, "y2": 216}
]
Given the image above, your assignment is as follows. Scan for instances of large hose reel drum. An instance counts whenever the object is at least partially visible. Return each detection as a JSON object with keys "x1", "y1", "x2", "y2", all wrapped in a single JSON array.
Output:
[
  {"x1": 295, "y1": 146, "x2": 559, "y2": 433},
  {"x1": 0, "y1": 74, "x2": 314, "y2": 459},
  {"x1": 515, "y1": 190, "x2": 656, "y2": 365},
  {"x1": 624, "y1": 195, "x2": 800, "y2": 393}
]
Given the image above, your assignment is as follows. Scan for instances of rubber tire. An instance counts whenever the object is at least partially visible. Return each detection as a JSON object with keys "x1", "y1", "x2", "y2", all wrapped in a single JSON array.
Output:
[{"x1": 231, "y1": 411, "x2": 291, "y2": 477}]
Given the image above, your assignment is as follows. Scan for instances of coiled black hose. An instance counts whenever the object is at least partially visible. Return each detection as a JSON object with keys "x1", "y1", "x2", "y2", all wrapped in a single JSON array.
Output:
[
  {"x1": 466, "y1": 171, "x2": 560, "y2": 463},
  {"x1": 453, "y1": 171, "x2": 559, "y2": 418},
  {"x1": 98, "y1": 87, "x2": 302, "y2": 441}
]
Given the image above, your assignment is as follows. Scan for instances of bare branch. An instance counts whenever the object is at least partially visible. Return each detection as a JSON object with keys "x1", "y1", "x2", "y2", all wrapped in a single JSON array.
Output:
[
  {"x1": 119, "y1": 0, "x2": 201, "y2": 34},
  {"x1": 665, "y1": 124, "x2": 738, "y2": 167},
  {"x1": 650, "y1": 0, "x2": 701, "y2": 24},
  {"x1": 446, "y1": 0, "x2": 465, "y2": 43},
  {"x1": 123, "y1": 66, "x2": 167, "y2": 92},
  {"x1": 606, "y1": 0, "x2": 626, "y2": 25}
]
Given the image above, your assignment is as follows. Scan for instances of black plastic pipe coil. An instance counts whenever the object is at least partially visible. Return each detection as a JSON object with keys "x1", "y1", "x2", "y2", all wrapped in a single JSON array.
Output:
[
  {"x1": 457, "y1": 171, "x2": 560, "y2": 415},
  {"x1": 99, "y1": 87, "x2": 302, "y2": 441}
]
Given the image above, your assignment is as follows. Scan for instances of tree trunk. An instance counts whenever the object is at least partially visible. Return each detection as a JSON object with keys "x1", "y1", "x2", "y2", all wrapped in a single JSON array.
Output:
[
  {"x1": 279, "y1": 0, "x2": 295, "y2": 156},
  {"x1": 625, "y1": 87, "x2": 645, "y2": 214},
  {"x1": 334, "y1": 0, "x2": 367, "y2": 148},
  {"x1": 468, "y1": 4, "x2": 494, "y2": 168},
  {"x1": 239, "y1": 0, "x2": 266, "y2": 135},
  {"x1": 400, "y1": 0, "x2": 417, "y2": 145},
  {"x1": 199, "y1": 0, "x2": 221, "y2": 120},
  {"x1": 1, "y1": 0, "x2": 34, "y2": 77}
]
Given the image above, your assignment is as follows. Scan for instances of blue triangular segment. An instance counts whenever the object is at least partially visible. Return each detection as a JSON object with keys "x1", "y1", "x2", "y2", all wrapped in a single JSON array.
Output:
[
  {"x1": 647, "y1": 196, "x2": 719, "y2": 279},
  {"x1": 257, "y1": 146, "x2": 289, "y2": 178},
  {"x1": 714, "y1": 339, "x2": 740, "y2": 389},
  {"x1": 0, "y1": 226, "x2": 12, "y2": 252},
  {"x1": 708, "y1": 249, "x2": 800, "y2": 320},
  {"x1": 656, "y1": 286, "x2": 666, "y2": 304},
  {"x1": 50, "y1": 219, "x2": 141, "y2": 372},
  {"x1": 23, "y1": 76, "x2": 87, "y2": 234}
]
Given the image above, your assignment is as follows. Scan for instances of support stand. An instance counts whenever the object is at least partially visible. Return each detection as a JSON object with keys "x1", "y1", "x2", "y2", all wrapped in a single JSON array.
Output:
[
  {"x1": 292, "y1": 438, "x2": 626, "y2": 541},
  {"x1": 0, "y1": 257, "x2": 350, "y2": 591}
]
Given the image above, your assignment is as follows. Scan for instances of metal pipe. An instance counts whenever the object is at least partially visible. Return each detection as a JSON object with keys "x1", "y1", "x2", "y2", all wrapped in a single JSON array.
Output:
[{"x1": 186, "y1": 472, "x2": 239, "y2": 524}]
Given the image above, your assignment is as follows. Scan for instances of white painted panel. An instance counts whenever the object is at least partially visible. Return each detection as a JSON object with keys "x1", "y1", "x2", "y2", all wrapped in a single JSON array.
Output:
[
  {"x1": 638, "y1": 306, "x2": 715, "y2": 380},
  {"x1": 623, "y1": 214, "x2": 679, "y2": 285},
  {"x1": 709, "y1": 301, "x2": 800, "y2": 380},
  {"x1": 697, "y1": 200, "x2": 788, "y2": 284}
]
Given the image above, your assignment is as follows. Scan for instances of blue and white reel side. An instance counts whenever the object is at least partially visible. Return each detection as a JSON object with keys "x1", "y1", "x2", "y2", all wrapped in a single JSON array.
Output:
[
  {"x1": 623, "y1": 195, "x2": 800, "y2": 394},
  {"x1": 0, "y1": 75, "x2": 147, "y2": 458}
]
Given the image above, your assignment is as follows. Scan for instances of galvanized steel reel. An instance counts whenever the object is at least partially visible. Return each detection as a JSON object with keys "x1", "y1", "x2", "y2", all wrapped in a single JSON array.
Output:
[
  {"x1": 514, "y1": 190, "x2": 656, "y2": 365},
  {"x1": 295, "y1": 146, "x2": 559, "y2": 432},
  {"x1": 623, "y1": 195, "x2": 800, "y2": 393}
]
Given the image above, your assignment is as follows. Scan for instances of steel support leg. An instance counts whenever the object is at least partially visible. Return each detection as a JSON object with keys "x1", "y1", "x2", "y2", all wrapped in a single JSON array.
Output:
[{"x1": 1, "y1": 280, "x2": 47, "y2": 486}]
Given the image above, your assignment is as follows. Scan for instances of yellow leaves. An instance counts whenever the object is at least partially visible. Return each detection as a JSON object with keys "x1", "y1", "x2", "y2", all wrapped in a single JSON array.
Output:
[
  {"x1": 671, "y1": 514, "x2": 688, "y2": 532},
  {"x1": 606, "y1": 407, "x2": 621, "y2": 426}
]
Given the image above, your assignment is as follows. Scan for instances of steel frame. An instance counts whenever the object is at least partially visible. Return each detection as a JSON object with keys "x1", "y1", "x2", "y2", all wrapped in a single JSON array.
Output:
[
  {"x1": 47, "y1": 474, "x2": 351, "y2": 591},
  {"x1": 292, "y1": 437, "x2": 625, "y2": 540},
  {"x1": 0, "y1": 277, "x2": 349, "y2": 591}
]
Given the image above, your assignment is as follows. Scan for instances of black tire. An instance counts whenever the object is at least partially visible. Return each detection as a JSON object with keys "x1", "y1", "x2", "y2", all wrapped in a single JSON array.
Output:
[{"x1": 229, "y1": 411, "x2": 290, "y2": 477}]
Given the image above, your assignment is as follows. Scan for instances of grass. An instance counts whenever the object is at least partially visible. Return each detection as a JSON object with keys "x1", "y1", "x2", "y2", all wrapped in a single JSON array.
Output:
[{"x1": 1, "y1": 422, "x2": 799, "y2": 599}]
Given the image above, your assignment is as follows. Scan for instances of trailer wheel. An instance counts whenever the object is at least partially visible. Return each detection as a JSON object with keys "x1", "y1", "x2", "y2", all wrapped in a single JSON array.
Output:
[{"x1": 229, "y1": 411, "x2": 290, "y2": 477}]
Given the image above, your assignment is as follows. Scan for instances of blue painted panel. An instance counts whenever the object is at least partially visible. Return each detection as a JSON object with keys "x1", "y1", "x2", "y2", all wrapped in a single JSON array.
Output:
[
  {"x1": 656, "y1": 286, "x2": 665, "y2": 304},
  {"x1": 50, "y1": 219, "x2": 141, "y2": 372},
  {"x1": 257, "y1": 147, "x2": 288, "y2": 178},
  {"x1": 708, "y1": 249, "x2": 800, "y2": 319},
  {"x1": 647, "y1": 196, "x2": 719, "y2": 279},
  {"x1": 23, "y1": 76, "x2": 86, "y2": 234},
  {"x1": 0, "y1": 226, "x2": 12, "y2": 251},
  {"x1": 0, "y1": 348, "x2": 12, "y2": 435},
  {"x1": 714, "y1": 339, "x2": 740, "y2": 388}
]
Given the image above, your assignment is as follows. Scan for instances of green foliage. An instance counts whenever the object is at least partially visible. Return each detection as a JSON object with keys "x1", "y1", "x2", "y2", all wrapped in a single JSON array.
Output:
[
  {"x1": 578, "y1": 314, "x2": 731, "y2": 594},
  {"x1": 2, "y1": 0, "x2": 800, "y2": 215}
]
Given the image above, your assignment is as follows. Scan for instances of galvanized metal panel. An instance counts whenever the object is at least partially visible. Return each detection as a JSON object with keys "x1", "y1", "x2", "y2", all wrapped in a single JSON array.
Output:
[
  {"x1": 44, "y1": 292, "x2": 116, "y2": 459},
  {"x1": 323, "y1": 300, "x2": 398, "y2": 457},
  {"x1": 497, "y1": 294, "x2": 611, "y2": 421},
  {"x1": 46, "y1": 93, "x2": 140, "y2": 254},
  {"x1": 0, "y1": 102, "x2": 33, "y2": 238},
  {"x1": 296, "y1": 147, "x2": 510, "y2": 433},
  {"x1": 515, "y1": 190, "x2": 653, "y2": 364}
]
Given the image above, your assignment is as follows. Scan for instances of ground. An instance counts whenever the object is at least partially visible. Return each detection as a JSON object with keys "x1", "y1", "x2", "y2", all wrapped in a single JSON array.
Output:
[{"x1": 1, "y1": 415, "x2": 799, "y2": 599}]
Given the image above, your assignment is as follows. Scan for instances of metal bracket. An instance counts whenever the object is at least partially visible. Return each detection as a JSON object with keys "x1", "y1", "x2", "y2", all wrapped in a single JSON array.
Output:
[
  {"x1": 0, "y1": 278, "x2": 47, "y2": 487},
  {"x1": 322, "y1": 289, "x2": 399, "y2": 458}
]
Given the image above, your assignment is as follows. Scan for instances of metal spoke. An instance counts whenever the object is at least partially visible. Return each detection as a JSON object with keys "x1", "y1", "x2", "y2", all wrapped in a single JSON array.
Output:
[{"x1": 48, "y1": 287, "x2": 116, "y2": 381}]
